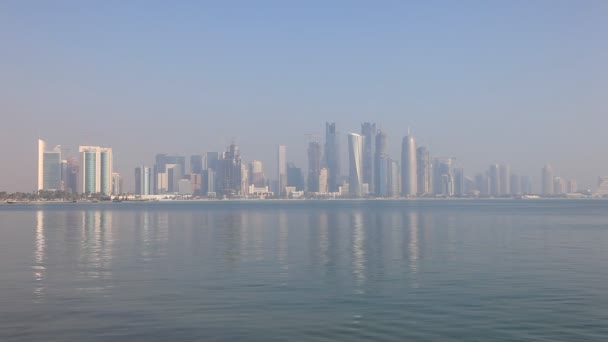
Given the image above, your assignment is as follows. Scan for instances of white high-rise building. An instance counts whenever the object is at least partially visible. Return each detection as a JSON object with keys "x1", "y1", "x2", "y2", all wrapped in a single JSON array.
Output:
[
  {"x1": 37, "y1": 139, "x2": 63, "y2": 191},
  {"x1": 348, "y1": 133, "x2": 364, "y2": 197},
  {"x1": 277, "y1": 144, "x2": 287, "y2": 197},
  {"x1": 79, "y1": 145, "x2": 113, "y2": 195},
  {"x1": 401, "y1": 133, "x2": 417, "y2": 196}
]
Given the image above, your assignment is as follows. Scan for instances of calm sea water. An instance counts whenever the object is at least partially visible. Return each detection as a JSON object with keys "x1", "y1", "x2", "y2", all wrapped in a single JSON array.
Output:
[{"x1": 1, "y1": 200, "x2": 607, "y2": 341}]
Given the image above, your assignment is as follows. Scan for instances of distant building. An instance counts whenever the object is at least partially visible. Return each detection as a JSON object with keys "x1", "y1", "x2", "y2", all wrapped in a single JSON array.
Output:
[
  {"x1": 37, "y1": 139, "x2": 64, "y2": 191},
  {"x1": 374, "y1": 130, "x2": 389, "y2": 197},
  {"x1": 79, "y1": 145, "x2": 113, "y2": 195},
  {"x1": 521, "y1": 176, "x2": 533, "y2": 195},
  {"x1": 308, "y1": 141, "x2": 322, "y2": 192},
  {"x1": 361, "y1": 122, "x2": 376, "y2": 194},
  {"x1": 542, "y1": 164, "x2": 554, "y2": 195},
  {"x1": 475, "y1": 173, "x2": 489, "y2": 197},
  {"x1": 489, "y1": 164, "x2": 499, "y2": 197},
  {"x1": 595, "y1": 177, "x2": 608, "y2": 196},
  {"x1": 348, "y1": 133, "x2": 364, "y2": 197},
  {"x1": 249, "y1": 160, "x2": 265, "y2": 187},
  {"x1": 401, "y1": 133, "x2": 417, "y2": 196},
  {"x1": 111, "y1": 172, "x2": 122, "y2": 195},
  {"x1": 553, "y1": 177, "x2": 566, "y2": 194},
  {"x1": 154, "y1": 154, "x2": 185, "y2": 194},
  {"x1": 216, "y1": 143, "x2": 242, "y2": 197},
  {"x1": 454, "y1": 168, "x2": 465, "y2": 196},
  {"x1": 567, "y1": 179, "x2": 577, "y2": 193},
  {"x1": 319, "y1": 168, "x2": 329, "y2": 194},
  {"x1": 433, "y1": 158, "x2": 452, "y2": 196},
  {"x1": 190, "y1": 155, "x2": 203, "y2": 175},
  {"x1": 277, "y1": 145, "x2": 287, "y2": 197},
  {"x1": 510, "y1": 173, "x2": 521, "y2": 196},
  {"x1": 325, "y1": 122, "x2": 340, "y2": 192},
  {"x1": 286, "y1": 163, "x2": 304, "y2": 191},
  {"x1": 388, "y1": 159, "x2": 400, "y2": 197},
  {"x1": 416, "y1": 146, "x2": 432, "y2": 195},
  {"x1": 178, "y1": 179, "x2": 192, "y2": 195},
  {"x1": 499, "y1": 164, "x2": 510, "y2": 195},
  {"x1": 135, "y1": 166, "x2": 152, "y2": 195}
]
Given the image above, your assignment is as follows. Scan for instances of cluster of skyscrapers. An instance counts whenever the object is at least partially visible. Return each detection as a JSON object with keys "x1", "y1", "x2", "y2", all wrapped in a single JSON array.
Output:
[
  {"x1": 37, "y1": 139, "x2": 121, "y2": 195},
  {"x1": 37, "y1": 128, "x2": 584, "y2": 198}
]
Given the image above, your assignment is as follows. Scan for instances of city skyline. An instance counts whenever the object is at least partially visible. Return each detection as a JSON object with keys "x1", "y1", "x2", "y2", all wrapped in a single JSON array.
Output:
[
  {"x1": 32, "y1": 120, "x2": 594, "y2": 198},
  {"x1": 2, "y1": 2, "x2": 607, "y2": 192}
]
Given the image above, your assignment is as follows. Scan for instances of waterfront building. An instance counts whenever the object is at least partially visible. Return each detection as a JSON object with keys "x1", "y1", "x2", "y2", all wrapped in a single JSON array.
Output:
[
  {"x1": 499, "y1": 164, "x2": 510, "y2": 195},
  {"x1": 37, "y1": 139, "x2": 63, "y2": 191},
  {"x1": 287, "y1": 163, "x2": 304, "y2": 191},
  {"x1": 79, "y1": 145, "x2": 113, "y2": 195},
  {"x1": 416, "y1": 146, "x2": 432, "y2": 195},
  {"x1": 361, "y1": 122, "x2": 376, "y2": 194},
  {"x1": 135, "y1": 166, "x2": 152, "y2": 195},
  {"x1": 542, "y1": 164, "x2": 554, "y2": 195},
  {"x1": 348, "y1": 133, "x2": 364, "y2": 197},
  {"x1": 308, "y1": 141, "x2": 322, "y2": 192},
  {"x1": 374, "y1": 130, "x2": 389, "y2": 197},
  {"x1": 278, "y1": 144, "x2": 287, "y2": 197},
  {"x1": 454, "y1": 168, "x2": 465, "y2": 196},
  {"x1": 401, "y1": 133, "x2": 417, "y2": 196},
  {"x1": 324, "y1": 122, "x2": 341, "y2": 192}
]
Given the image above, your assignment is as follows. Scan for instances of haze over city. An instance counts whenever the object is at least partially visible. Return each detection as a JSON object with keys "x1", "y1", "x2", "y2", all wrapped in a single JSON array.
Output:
[{"x1": 1, "y1": 1, "x2": 607, "y2": 192}]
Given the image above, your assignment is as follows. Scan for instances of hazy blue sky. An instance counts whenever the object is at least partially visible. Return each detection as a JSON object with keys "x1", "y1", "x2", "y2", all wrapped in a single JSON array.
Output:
[{"x1": 1, "y1": 1, "x2": 607, "y2": 192}]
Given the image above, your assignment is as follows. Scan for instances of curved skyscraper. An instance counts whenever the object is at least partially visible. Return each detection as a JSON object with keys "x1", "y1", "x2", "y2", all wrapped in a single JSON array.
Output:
[
  {"x1": 348, "y1": 133, "x2": 364, "y2": 197},
  {"x1": 401, "y1": 134, "x2": 417, "y2": 196}
]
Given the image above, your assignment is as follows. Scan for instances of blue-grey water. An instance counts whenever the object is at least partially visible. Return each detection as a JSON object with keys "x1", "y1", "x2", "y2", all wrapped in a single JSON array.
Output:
[{"x1": 1, "y1": 200, "x2": 607, "y2": 341}]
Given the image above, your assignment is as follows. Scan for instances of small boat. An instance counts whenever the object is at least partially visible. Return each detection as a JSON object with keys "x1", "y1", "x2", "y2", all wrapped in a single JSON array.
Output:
[
  {"x1": 112, "y1": 198, "x2": 122, "y2": 203},
  {"x1": 6, "y1": 200, "x2": 17, "y2": 204}
]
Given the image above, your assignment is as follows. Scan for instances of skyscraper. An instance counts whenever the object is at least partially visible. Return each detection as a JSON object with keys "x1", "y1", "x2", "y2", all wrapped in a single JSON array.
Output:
[
  {"x1": 433, "y1": 158, "x2": 452, "y2": 196},
  {"x1": 542, "y1": 164, "x2": 554, "y2": 196},
  {"x1": 489, "y1": 164, "x2": 500, "y2": 197},
  {"x1": 324, "y1": 122, "x2": 340, "y2": 192},
  {"x1": 286, "y1": 163, "x2": 304, "y2": 191},
  {"x1": 499, "y1": 164, "x2": 510, "y2": 195},
  {"x1": 510, "y1": 173, "x2": 521, "y2": 196},
  {"x1": 454, "y1": 168, "x2": 465, "y2": 196},
  {"x1": 308, "y1": 141, "x2": 322, "y2": 192},
  {"x1": 374, "y1": 130, "x2": 389, "y2": 197},
  {"x1": 135, "y1": 166, "x2": 152, "y2": 196},
  {"x1": 401, "y1": 133, "x2": 417, "y2": 196},
  {"x1": 249, "y1": 160, "x2": 265, "y2": 187},
  {"x1": 154, "y1": 154, "x2": 186, "y2": 194},
  {"x1": 521, "y1": 175, "x2": 533, "y2": 195},
  {"x1": 388, "y1": 159, "x2": 400, "y2": 197},
  {"x1": 416, "y1": 146, "x2": 432, "y2": 195},
  {"x1": 79, "y1": 145, "x2": 113, "y2": 195},
  {"x1": 361, "y1": 122, "x2": 376, "y2": 194},
  {"x1": 111, "y1": 172, "x2": 122, "y2": 195},
  {"x1": 217, "y1": 142, "x2": 242, "y2": 197},
  {"x1": 567, "y1": 179, "x2": 577, "y2": 193},
  {"x1": 277, "y1": 144, "x2": 287, "y2": 197},
  {"x1": 190, "y1": 155, "x2": 203, "y2": 175},
  {"x1": 37, "y1": 139, "x2": 63, "y2": 191},
  {"x1": 348, "y1": 133, "x2": 364, "y2": 197}
]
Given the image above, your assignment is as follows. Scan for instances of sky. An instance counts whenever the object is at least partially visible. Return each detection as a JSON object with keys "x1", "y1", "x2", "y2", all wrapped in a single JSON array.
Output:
[{"x1": 1, "y1": 0, "x2": 607, "y2": 192}]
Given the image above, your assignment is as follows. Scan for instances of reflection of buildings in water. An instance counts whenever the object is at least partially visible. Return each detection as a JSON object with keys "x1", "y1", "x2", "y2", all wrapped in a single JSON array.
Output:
[
  {"x1": 407, "y1": 211, "x2": 419, "y2": 276},
  {"x1": 135, "y1": 210, "x2": 169, "y2": 261},
  {"x1": 80, "y1": 210, "x2": 113, "y2": 283},
  {"x1": 34, "y1": 211, "x2": 47, "y2": 302},
  {"x1": 351, "y1": 210, "x2": 366, "y2": 291},
  {"x1": 278, "y1": 210, "x2": 288, "y2": 284},
  {"x1": 318, "y1": 211, "x2": 329, "y2": 268}
]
